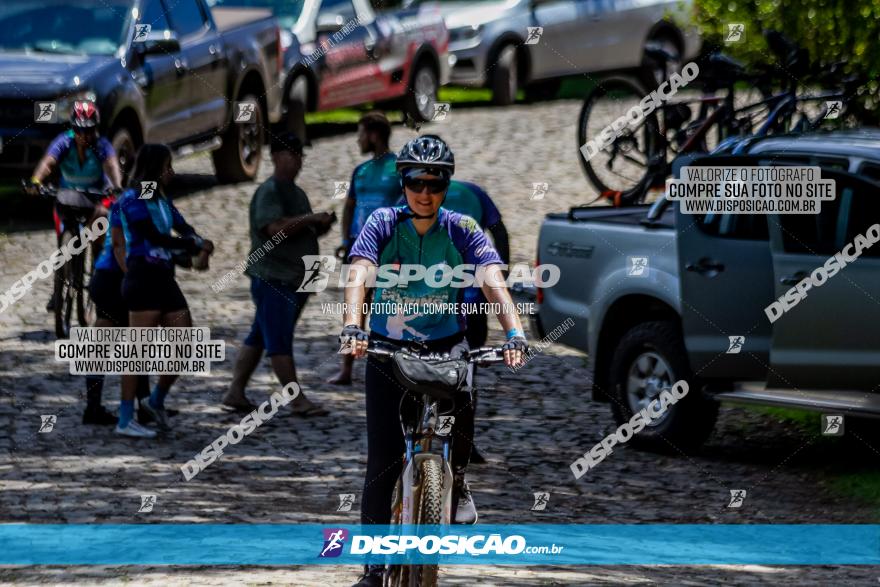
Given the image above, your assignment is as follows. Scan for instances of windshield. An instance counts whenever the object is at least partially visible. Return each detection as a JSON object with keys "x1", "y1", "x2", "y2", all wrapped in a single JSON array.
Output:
[
  {"x1": 206, "y1": 0, "x2": 306, "y2": 29},
  {"x1": 0, "y1": 0, "x2": 132, "y2": 56}
]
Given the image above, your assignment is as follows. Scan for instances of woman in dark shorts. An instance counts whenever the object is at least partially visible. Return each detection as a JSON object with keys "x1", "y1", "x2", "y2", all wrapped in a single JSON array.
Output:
[
  {"x1": 84, "y1": 198, "x2": 153, "y2": 436},
  {"x1": 118, "y1": 144, "x2": 214, "y2": 433}
]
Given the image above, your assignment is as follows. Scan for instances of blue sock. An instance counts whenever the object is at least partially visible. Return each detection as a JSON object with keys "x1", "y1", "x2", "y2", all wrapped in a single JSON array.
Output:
[
  {"x1": 149, "y1": 385, "x2": 169, "y2": 409},
  {"x1": 119, "y1": 399, "x2": 134, "y2": 428}
]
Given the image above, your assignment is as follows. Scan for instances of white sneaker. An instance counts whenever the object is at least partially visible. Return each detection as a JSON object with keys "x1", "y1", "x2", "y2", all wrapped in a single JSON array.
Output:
[
  {"x1": 115, "y1": 419, "x2": 157, "y2": 438},
  {"x1": 454, "y1": 477, "x2": 478, "y2": 524}
]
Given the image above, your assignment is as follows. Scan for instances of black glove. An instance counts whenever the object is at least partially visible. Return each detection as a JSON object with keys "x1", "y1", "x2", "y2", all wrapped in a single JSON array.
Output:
[
  {"x1": 502, "y1": 335, "x2": 528, "y2": 354},
  {"x1": 339, "y1": 324, "x2": 369, "y2": 354},
  {"x1": 184, "y1": 236, "x2": 204, "y2": 255}
]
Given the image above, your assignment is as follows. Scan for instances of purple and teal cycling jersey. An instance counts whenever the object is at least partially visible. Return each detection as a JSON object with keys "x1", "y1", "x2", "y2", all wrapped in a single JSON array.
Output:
[
  {"x1": 46, "y1": 130, "x2": 114, "y2": 190},
  {"x1": 117, "y1": 189, "x2": 194, "y2": 267},
  {"x1": 93, "y1": 201, "x2": 122, "y2": 273},
  {"x1": 349, "y1": 206, "x2": 502, "y2": 342}
]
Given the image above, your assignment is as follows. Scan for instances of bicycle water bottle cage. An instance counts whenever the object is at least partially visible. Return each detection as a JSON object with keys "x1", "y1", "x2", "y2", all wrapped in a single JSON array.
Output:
[{"x1": 391, "y1": 352, "x2": 468, "y2": 401}]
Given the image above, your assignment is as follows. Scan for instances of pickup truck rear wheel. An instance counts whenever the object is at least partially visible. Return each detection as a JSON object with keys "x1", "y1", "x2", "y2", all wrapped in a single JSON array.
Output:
[
  {"x1": 404, "y1": 62, "x2": 439, "y2": 123},
  {"x1": 110, "y1": 127, "x2": 137, "y2": 184},
  {"x1": 608, "y1": 321, "x2": 717, "y2": 451},
  {"x1": 213, "y1": 93, "x2": 264, "y2": 183}
]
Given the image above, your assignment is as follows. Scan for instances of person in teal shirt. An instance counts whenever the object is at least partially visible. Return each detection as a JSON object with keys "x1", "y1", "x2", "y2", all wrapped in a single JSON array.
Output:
[{"x1": 329, "y1": 112, "x2": 400, "y2": 385}]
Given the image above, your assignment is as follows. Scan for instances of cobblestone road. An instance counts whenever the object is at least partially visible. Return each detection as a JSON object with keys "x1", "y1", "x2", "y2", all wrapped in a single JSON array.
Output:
[{"x1": 1, "y1": 100, "x2": 877, "y2": 585}]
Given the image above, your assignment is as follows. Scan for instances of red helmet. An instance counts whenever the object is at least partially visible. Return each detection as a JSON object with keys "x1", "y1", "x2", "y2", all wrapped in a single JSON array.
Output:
[{"x1": 70, "y1": 101, "x2": 100, "y2": 129}]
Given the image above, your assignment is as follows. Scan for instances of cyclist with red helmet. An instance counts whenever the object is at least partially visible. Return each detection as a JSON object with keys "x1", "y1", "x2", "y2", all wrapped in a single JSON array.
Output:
[{"x1": 28, "y1": 101, "x2": 123, "y2": 309}]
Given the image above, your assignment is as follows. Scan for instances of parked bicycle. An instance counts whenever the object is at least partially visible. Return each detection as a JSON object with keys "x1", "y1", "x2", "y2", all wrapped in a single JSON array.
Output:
[
  {"x1": 577, "y1": 31, "x2": 860, "y2": 206},
  {"x1": 24, "y1": 181, "x2": 112, "y2": 338},
  {"x1": 364, "y1": 339, "x2": 505, "y2": 587}
]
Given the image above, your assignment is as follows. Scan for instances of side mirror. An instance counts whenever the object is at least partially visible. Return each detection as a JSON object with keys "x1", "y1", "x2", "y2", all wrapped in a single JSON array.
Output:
[
  {"x1": 315, "y1": 12, "x2": 345, "y2": 36},
  {"x1": 132, "y1": 30, "x2": 182, "y2": 58}
]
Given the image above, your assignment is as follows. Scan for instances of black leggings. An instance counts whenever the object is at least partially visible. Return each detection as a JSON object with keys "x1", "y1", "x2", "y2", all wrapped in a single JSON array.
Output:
[{"x1": 361, "y1": 334, "x2": 475, "y2": 526}]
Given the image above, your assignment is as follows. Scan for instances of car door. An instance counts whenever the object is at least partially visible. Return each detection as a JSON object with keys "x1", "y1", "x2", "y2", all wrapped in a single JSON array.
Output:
[
  {"x1": 164, "y1": 0, "x2": 228, "y2": 138},
  {"x1": 313, "y1": 0, "x2": 377, "y2": 110},
  {"x1": 133, "y1": 0, "x2": 188, "y2": 144},
  {"x1": 766, "y1": 170, "x2": 880, "y2": 390},
  {"x1": 527, "y1": 0, "x2": 584, "y2": 80},
  {"x1": 675, "y1": 156, "x2": 776, "y2": 381}
]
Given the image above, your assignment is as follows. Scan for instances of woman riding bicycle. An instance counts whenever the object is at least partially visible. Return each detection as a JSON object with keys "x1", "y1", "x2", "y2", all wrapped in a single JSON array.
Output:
[
  {"x1": 117, "y1": 144, "x2": 214, "y2": 434},
  {"x1": 340, "y1": 136, "x2": 527, "y2": 587},
  {"x1": 28, "y1": 101, "x2": 123, "y2": 309}
]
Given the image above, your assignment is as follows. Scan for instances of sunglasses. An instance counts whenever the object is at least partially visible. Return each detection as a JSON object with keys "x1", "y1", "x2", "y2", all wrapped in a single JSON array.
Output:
[
  {"x1": 73, "y1": 127, "x2": 97, "y2": 135},
  {"x1": 404, "y1": 177, "x2": 449, "y2": 194}
]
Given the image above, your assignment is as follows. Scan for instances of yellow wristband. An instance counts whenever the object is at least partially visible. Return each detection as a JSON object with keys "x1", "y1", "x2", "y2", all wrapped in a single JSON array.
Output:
[{"x1": 30, "y1": 177, "x2": 41, "y2": 185}]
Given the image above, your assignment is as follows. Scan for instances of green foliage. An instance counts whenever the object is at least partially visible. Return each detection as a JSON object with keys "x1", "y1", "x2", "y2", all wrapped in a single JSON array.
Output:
[
  {"x1": 692, "y1": 0, "x2": 880, "y2": 120},
  {"x1": 692, "y1": 0, "x2": 880, "y2": 77}
]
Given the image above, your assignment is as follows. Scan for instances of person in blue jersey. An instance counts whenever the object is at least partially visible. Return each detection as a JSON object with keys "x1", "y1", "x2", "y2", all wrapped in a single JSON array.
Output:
[
  {"x1": 341, "y1": 136, "x2": 527, "y2": 587},
  {"x1": 28, "y1": 101, "x2": 123, "y2": 310},
  {"x1": 81, "y1": 198, "x2": 152, "y2": 431},
  {"x1": 117, "y1": 144, "x2": 214, "y2": 435},
  {"x1": 328, "y1": 112, "x2": 400, "y2": 385}
]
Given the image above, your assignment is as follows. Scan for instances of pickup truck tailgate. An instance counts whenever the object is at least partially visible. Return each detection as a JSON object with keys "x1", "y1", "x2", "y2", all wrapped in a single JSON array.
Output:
[{"x1": 537, "y1": 205, "x2": 677, "y2": 355}]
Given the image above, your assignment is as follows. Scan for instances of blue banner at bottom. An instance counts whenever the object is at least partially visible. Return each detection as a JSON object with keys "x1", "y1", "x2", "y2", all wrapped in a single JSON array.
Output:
[{"x1": 0, "y1": 524, "x2": 877, "y2": 565}]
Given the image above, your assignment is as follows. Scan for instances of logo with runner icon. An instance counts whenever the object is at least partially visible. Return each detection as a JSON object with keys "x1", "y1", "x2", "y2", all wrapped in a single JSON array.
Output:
[
  {"x1": 822, "y1": 414, "x2": 844, "y2": 436},
  {"x1": 34, "y1": 102, "x2": 57, "y2": 124},
  {"x1": 530, "y1": 182, "x2": 550, "y2": 201},
  {"x1": 298, "y1": 255, "x2": 337, "y2": 293},
  {"x1": 337, "y1": 494, "x2": 355, "y2": 512},
  {"x1": 235, "y1": 102, "x2": 256, "y2": 123},
  {"x1": 319, "y1": 528, "x2": 349, "y2": 558},
  {"x1": 436, "y1": 416, "x2": 455, "y2": 436},
  {"x1": 140, "y1": 181, "x2": 157, "y2": 200},
  {"x1": 628, "y1": 256, "x2": 649, "y2": 277},
  {"x1": 525, "y1": 27, "x2": 544, "y2": 45},
  {"x1": 726, "y1": 336, "x2": 745, "y2": 354},
  {"x1": 38, "y1": 415, "x2": 57, "y2": 433},
  {"x1": 133, "y1": 24, "x2": 152, "y2": 42},
  {"x1": 531, "y1": 492, "x2": 550, "y2": 511},
  {"x1": 332, "y1": 181, "x2": 350, "y2": 200},
  {"x1": 727, "y1": 489, "x2": 746, "y2": 508}
]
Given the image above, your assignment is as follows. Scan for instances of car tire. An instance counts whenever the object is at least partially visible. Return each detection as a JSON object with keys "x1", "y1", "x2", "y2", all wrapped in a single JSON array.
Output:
[
  {"x1": 212, "y1": 93, "x2": 265, "y2": 184},
  {"x1": 404, "y1": 61, "x2": 438, "y2": 123},
  {"x1": 490, "y1": 44, "x2": 517, "y2": 106},
  {"x1": 110, "y1": 126, "x2": 137, "y2": 184},
  {"x1": 608, "y1": 320, "x2": 718, "y2": 451},
  {"x1": 285, "y1": 73, "x2": 310, "y2": 145}
]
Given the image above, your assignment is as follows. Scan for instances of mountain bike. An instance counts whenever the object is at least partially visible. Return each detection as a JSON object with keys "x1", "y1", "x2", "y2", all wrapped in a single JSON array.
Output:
[
  {"x1": 365, "y1": 340, "x2": 504, "y2": 587},
  {"x1": 577, "y1": 32, "x2": 860, "y2": 206},
  {"x1": 25, "y1": 182, "x2": 110, "y2": 338}
]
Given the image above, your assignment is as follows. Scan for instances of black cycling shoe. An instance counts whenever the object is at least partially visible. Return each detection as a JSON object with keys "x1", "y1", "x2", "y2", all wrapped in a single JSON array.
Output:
[
  {"x1": 351, "y1": 565, "x2": 384, "y2": 587},
  {"x1": 82, "y1": 405, "x2": 118, "y2": 426}
]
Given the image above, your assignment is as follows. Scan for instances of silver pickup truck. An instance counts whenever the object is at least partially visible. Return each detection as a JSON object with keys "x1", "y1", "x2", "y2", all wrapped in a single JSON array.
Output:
[{"x1": 535, "y1": 131, "x2": 880, "y2": 449}]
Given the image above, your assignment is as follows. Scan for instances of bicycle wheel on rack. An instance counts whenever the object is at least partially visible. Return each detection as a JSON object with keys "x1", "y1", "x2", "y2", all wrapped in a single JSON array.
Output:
[{"x1": 577, "y1": 76, "x2": 661, "y2": 205}]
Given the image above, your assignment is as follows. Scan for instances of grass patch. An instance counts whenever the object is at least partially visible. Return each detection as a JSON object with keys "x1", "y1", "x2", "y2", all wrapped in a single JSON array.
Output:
[
  {"x1": 744, "y1": 404, "x2": 880, "y2": 509},
  {"x1": 748, "y1": 405, "x2": 820, "y2": 429}
]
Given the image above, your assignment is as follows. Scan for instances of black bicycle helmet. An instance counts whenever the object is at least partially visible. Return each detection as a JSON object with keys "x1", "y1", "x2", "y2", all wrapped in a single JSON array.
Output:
[
  {"x1": 70, "y1": 101, "x2": 99, "y2": 129},
  {"x1": 396, "y1": 135, "x2": 455, "y2": 176}
]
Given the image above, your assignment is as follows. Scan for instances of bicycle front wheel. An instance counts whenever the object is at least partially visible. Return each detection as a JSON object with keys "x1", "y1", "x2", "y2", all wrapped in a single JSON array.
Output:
[
  {"x1": 577, "y1": 76, "x2": 660, "y2": 204},
  {"x1": 412, "y1": 458, "x2": 443, "y2": 587},
  {"x1": 54, "y1": 231, "x2": 83, "y2": 339}
]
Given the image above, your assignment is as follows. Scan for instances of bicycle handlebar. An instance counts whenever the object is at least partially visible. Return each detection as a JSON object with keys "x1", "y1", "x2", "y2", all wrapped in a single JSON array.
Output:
[{"x1": 365, "y1": 340, "x2": 506, "y2": 365}]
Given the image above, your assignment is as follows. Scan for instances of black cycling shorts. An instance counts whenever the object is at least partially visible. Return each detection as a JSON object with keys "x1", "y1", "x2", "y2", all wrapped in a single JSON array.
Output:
[
  {"x1": 88, "y1": 269, "x2": 128, "y2": 326},
  {"x1": 122, "y1": 258, "x2": 188, "y2": 313}
]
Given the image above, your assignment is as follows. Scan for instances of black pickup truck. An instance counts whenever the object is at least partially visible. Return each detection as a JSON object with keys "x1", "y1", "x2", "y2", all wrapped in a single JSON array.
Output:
[{"x1": 0, "y1": 0, "x2": 283, "y2": 183}]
